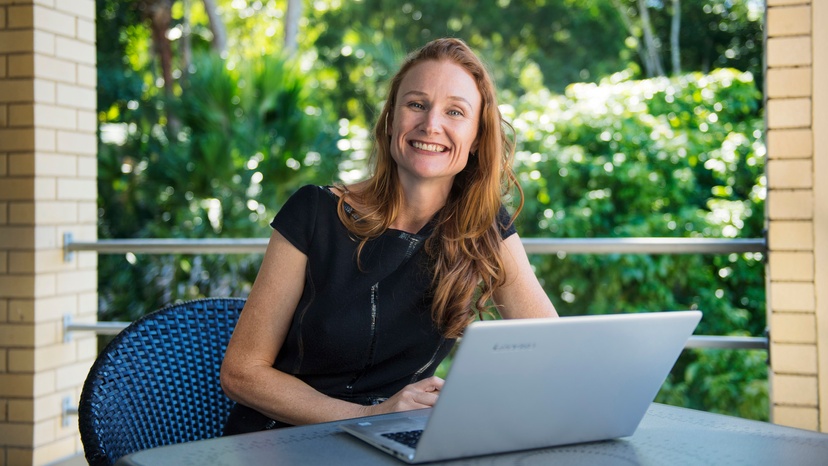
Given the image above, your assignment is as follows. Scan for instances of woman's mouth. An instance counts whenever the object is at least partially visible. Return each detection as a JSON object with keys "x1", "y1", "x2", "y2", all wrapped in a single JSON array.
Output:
[{"x1": 410, "y1": 141, "x2": 448, "y2": 152}]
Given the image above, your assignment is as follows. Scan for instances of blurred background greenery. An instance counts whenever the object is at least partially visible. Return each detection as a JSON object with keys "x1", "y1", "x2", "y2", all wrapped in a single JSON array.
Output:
[{"x1": 95, "y1": 0, "x2": 767, "y2": 420}]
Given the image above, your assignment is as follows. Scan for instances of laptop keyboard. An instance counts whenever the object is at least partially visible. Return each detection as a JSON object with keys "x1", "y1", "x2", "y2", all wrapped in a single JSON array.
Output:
[{"x1": 381, "y1": 429, "x2": 423, "y2": 449}]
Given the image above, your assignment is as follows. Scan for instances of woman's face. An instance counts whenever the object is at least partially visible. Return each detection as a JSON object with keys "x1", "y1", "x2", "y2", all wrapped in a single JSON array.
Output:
[{"x1": 389, "y1": 60, "x2": 482, "y2": 189}]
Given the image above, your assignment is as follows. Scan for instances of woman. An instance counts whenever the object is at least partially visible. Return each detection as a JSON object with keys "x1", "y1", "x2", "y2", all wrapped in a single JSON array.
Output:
[{"x1": 220, "y1": 37, "x2": 557, "y2": 434}]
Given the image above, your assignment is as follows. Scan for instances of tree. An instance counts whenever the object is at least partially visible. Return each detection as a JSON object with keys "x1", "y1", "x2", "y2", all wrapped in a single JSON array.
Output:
[
  {"x1": 284, "y1": 0, "x2": 302, "y2": 55},
  {"x1": 637, "y1": 0, "x2": 666, "y2": 76},
  {"x1": 202, "y1": 0, "x2": 228, "y2": 54},
  {"x1": 140, "y1": 0, "x2": 175, "y2": 95},
  {"x1": 95, "y1": 0, "x2": 347, "y2": 319},
  {"x1": 671, "y1": 0, "x2": 682, "y2": 74},
  {"x1": 308, "y1": 0, "x2": 763, "y2": 127},
  {"x1": 612, "y1": 0, "x2": 763, "y2": 82}
]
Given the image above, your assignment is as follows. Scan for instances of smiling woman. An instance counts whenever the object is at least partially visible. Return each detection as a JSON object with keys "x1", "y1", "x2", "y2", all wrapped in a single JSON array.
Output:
[
  {"x1": 219, "y1": 38, "x2": 557, "y2": 436},
  {"x1": 334, "y1": 38, "x2": 556, "y2": 337},
  {"x1": 389, "y1": 60, "x2": 481, "y2": 194}
]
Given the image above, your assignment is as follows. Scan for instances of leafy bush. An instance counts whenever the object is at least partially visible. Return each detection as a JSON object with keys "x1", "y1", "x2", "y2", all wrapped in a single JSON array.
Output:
[
  {"x1": 507, "y1": 68, "x2": 768, "y2": 420},
  {"x1": 97, "y1": 52, "x2": 345, "y2": 321}
]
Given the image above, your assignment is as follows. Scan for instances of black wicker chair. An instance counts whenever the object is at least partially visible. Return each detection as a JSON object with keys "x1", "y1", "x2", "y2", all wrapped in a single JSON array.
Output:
[{"x1": 78, "y1": 297, "x2": 246, "y2": 466}]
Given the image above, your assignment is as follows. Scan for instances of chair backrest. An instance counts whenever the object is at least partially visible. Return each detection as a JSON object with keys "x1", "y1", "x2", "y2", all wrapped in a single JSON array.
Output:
[{"x1": 79, "y1": 297, "x2": 246, "y2": 466}]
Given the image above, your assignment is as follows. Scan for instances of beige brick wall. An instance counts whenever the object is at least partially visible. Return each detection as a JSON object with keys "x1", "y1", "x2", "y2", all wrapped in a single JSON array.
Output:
[
  {"x1": 0, "y1": 1, "x2": 97, "y2": 464},
  {"x1": 812, "y1": 0, "x2": 828, "y2": 435},
  {"x1": 766, "y1": 0, "x2": 826, "y2": 433}
]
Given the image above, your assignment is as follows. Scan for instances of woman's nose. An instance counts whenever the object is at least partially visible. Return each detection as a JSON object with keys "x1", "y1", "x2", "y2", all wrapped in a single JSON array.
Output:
[{"x1": 422, "y1": 110, "x2": 443, "y2": 135}]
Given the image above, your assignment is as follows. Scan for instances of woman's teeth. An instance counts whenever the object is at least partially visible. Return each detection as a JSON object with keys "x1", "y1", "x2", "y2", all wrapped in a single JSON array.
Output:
[{"x1": 412, "y1": 141, "x2": 446, "y2": 152}]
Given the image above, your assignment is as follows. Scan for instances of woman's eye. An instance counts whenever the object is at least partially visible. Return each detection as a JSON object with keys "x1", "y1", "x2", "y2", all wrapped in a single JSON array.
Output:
[
  {"x1": 448, "y1": 110, "x2": 464, "y2": 117},
  {"x1": 408, "y1": 102, "x2": 425, "y2": 110}
]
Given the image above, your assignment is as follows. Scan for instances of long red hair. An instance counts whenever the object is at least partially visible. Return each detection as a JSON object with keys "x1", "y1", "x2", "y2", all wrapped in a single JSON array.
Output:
[{"x1": 337, "y1": 38, "x2": 523, "y2": 338}]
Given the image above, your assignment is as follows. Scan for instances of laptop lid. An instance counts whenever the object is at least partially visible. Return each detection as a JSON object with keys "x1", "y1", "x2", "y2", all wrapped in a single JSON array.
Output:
[{"x1": 340, "y1": 310, "x2": 702, "y2": 463}]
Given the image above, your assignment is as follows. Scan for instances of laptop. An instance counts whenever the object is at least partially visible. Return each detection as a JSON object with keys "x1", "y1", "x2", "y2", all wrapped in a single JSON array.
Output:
[{"x1": 339, "y1": 310, "x2": 702, "y2": 463}]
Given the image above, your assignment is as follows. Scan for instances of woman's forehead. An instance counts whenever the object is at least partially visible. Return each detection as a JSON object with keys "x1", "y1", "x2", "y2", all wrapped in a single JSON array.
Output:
[{"x1": 396, "y1": 60, "x2": 481, "y2": 108}]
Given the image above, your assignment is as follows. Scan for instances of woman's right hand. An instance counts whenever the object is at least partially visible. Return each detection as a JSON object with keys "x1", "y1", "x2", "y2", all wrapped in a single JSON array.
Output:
[{"x1": 366, "y1": 376, "x2": 445, "y2": 416}]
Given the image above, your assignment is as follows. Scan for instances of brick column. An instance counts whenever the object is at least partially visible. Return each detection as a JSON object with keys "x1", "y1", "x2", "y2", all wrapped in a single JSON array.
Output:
[
  {"x1": 0, "y1": 1, "x2": 98, "y2": 464},
  {"x1": 765, "y1": 0, "x2": 826, "y2": 432},
  {"x1": 812, "y1": 0, "x2": 828, "y2": 434}
]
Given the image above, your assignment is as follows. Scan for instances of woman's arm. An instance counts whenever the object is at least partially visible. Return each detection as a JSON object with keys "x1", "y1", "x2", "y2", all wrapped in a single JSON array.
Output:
[
  {"x1": 493, "y1": 233, "x2": 559, "y2": 319},
  {"x1": 221, "y1": 230, "x2": 368, "y2": 425},
  {"x1": 221, "y1": 230, "x2": 442, "y2": 425}
]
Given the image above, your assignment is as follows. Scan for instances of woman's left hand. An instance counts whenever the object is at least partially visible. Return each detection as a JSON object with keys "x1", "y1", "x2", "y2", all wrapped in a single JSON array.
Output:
[{"x1": 364, "y1": 376, "x2": 445, "y2": 416}]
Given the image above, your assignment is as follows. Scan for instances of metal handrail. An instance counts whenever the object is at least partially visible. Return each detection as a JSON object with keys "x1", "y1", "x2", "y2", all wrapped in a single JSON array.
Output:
[
  {"x1": 64, "y1": 235, "x2": 767, "y2": 256},
  {"x1": 61, "y1": 234, "x2": 770, "y2": 351},
  {"x1": 63, "y1": 315, "x2": 128, "y2": 342},
  {"x1": 62, "y1": 314, "x2": 770, "y2": 351},
  {"x1": 684, "y1": 335, "x2": 768, "y2": 350},
  {"x1": 521, "y1": 237, "x2": 765, "y2": 255}
]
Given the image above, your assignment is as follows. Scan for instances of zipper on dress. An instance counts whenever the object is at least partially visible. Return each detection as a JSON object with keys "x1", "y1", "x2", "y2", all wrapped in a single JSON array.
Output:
[
  {"x1": 346, "y1": 282, "x2": 380, "y2": 391},
  {"x1": 397, "y1": 232, "x2": 422, "y2": 259}
]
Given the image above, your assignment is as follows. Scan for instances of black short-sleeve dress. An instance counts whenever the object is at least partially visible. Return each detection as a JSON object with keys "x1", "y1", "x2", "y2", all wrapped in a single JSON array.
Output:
[{"x1": 224, "y1": 185, "x2": 516, "y2": 434}]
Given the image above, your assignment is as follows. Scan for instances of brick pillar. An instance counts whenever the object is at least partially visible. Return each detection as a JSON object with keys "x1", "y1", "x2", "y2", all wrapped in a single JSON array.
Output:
[
  {"x1": 812, "y1": 0, "x2": 828, "y2": 434},
  {"x1": 765, "y1": 0, "x2": 826, "y2": 432},
  {"x1": 0, "y1": 1, "x2": 98, "y2": 464}
]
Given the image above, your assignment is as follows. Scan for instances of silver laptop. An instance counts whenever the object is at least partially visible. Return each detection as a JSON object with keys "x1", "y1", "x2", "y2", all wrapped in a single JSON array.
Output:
[{"x1": 340, "y1": 310, "x2": 702, "y2": 463}]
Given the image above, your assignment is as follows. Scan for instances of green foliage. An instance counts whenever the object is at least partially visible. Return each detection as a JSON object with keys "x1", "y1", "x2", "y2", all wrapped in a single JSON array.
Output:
[
  {"x1": 310, "y1": 0, "x2": 630, "y2": 126},
  {"x1": 95, "y1": 0, "x2": 768, "y2": 421},
  {"x1": 97, "y1": 51, "x2": 345, "y2": 320},
  {"x1": 508, "y1": 69, "x2": 767, "y2": 419},
  {"x1": 308, "y1": 0, "x2": 764, "y2": 127},
  {"x1": 618, "y1": 0, "x2": 765, "y2": 84},
  {"x1": 659, "y1": 348, "x2": 768, "y2": 420},
  {"x1": 96, "y1": 0, "x2": 148, "y2": 122}
]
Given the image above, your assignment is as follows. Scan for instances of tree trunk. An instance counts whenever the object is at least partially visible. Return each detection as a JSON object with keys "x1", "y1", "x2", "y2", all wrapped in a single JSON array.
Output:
[
  {"x1": 143, "y1": 0, "x2": 174, "y2": 95},
  {"x1": 670, "y1": 0, "x2": 681, "y2": 75},
  {"x1": 284, "y1": 0, "x2": 302, "y2": 55},
  {"x1": 637, "y1": 0, "x2": 665, "y2": 77},
  {"x1": 202, "y1": 0, "x2": 227, "y2": 54},
  {"x1": 611, "y1": 0, "x2": 652, "y2": 77},
  {"x1": 181, "y1": 0, "x2": 191, "y2": 76}
]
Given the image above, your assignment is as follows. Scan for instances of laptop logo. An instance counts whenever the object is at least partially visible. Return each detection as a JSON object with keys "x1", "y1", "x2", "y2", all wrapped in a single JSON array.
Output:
[{"x1": 492, "y1": 342, "x2": 536, "y2": 352}]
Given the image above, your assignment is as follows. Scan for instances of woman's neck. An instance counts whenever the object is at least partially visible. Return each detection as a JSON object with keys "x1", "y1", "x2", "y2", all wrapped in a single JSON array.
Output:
[
  {"x1": 342, "y1": 177, "x2": 453, "y2": 235},
  {"x1": 390, "y1": 178, "x2": 452, "y2": 233}
]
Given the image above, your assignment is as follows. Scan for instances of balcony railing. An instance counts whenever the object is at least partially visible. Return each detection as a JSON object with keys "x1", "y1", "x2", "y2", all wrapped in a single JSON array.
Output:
[
  {"x1": 62, "y1": 234, "x2": 769, "y2": 351},
  {"x1": 59, "y1": 235, "x2": 769, "y2": 423},
  {"x1": 64, "y1": 234, "x2": 766, "y2": 257}
]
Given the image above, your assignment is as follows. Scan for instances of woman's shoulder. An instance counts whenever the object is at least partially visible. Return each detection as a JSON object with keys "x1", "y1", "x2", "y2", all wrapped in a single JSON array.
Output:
[
  {"x1": 496, "y1": 204, "x2": 518, "y2": 239},
  {"x1": 272, "y1": 185, "x2": 336, "y2": 228},
  {"x1": 292, "y1": 184, "x2": 328, "y2": 198},
  {"x1": 271, "y1": 185, "x2": 343, "y2": 250},
  {"x1": 284, "y1": 184, "x2": 364, "y2": 222},
  {"x1": 326, "y1": 181, "x2": 371, "y2": 217},
  {"x1": 283, "y1": 184, "x2": 340, "y2": 207}
]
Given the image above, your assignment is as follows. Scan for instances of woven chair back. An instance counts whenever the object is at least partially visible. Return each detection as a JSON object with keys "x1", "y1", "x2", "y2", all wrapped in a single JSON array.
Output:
[{"x1": 79, "y1": 297, "x2": 246, "y2": 466}]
